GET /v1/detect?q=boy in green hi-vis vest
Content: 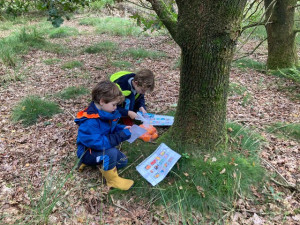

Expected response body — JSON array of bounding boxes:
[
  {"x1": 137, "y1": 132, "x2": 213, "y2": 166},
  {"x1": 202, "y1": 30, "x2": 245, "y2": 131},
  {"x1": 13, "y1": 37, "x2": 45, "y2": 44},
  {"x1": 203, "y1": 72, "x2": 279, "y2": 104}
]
[{"x1": 110, "y1": 69, "x2": 155, "y2": 125}]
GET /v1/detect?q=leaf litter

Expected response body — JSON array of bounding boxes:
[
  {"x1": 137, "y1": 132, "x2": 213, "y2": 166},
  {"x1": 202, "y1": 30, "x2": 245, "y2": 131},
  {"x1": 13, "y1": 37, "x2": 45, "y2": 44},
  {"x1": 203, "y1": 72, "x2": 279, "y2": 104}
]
[{"x1": 0, "y1": 12, "x2": 299, "y2": 224}]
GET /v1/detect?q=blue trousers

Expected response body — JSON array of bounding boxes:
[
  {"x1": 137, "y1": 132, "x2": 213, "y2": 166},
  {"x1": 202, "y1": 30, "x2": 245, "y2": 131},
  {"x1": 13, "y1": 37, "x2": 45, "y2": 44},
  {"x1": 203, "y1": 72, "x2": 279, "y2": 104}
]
[{"x1": 80, "y1": 148, "x2": 128, "y2": 171}]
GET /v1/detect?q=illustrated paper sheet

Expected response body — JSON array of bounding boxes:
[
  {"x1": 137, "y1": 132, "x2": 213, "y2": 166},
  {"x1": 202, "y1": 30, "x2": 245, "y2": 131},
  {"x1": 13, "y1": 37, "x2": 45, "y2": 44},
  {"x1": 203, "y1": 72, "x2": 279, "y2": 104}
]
[
  {"x1": 137, "y1": 112, "x2": 174, "y2": 126},
  {"x1": 136, "y1": 143, "x2": 181, "y2": 186}
]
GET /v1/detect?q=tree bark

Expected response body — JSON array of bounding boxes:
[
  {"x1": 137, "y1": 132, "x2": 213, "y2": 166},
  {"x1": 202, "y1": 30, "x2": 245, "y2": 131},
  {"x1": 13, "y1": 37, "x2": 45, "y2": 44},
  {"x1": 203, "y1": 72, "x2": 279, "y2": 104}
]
[
  {"x1": 148, "y1": 0, "x2": 247, "y2": 152},
  {"x1": 265, "y1": 0, "x2": 298, "y2": 69}
]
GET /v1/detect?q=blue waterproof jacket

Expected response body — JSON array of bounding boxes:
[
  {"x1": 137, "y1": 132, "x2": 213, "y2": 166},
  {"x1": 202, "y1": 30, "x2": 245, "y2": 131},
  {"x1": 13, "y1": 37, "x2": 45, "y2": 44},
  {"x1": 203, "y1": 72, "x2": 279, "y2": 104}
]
[
  {"x1": 74, "y1": 102, "x2": 131, "y2": 158},
  {"x1": 110, "y1": 71, "x2": 146, "y2": 116}
]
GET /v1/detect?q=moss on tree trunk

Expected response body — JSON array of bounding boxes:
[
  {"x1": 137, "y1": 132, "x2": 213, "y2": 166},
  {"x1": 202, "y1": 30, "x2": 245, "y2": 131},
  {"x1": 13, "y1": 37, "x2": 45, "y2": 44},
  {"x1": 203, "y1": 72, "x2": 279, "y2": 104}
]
[{"x1": 265, "y1": 0, "x2": 298, "y2": 69}]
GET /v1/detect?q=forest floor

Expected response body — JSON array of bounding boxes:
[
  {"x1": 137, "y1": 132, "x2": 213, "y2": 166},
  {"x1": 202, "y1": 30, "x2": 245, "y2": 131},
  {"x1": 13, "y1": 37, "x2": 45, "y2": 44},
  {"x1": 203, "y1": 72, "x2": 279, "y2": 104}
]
[{"x1": 0, "y1": 10, "x2": 299, "y2": 225}]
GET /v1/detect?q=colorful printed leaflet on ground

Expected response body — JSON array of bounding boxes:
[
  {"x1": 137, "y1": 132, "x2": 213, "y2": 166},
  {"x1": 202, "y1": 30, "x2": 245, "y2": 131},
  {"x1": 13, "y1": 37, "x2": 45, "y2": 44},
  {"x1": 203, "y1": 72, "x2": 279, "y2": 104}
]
[
  {"x1": 136, "y1": 143, "x2": 181, "y2": 186},
  {"x1": 137, "y1": 112, "x2": 174, "y2": 126}
]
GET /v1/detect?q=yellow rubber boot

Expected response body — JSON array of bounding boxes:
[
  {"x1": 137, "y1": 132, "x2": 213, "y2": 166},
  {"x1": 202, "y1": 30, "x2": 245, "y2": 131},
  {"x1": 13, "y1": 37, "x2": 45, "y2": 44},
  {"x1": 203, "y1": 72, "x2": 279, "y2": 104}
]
[
  {"x1": 100, "y1": 167, "x2": 134, "y2": 190},
  {"x1": 78, "y1": 163, "x2": 86, "y2": 172}
]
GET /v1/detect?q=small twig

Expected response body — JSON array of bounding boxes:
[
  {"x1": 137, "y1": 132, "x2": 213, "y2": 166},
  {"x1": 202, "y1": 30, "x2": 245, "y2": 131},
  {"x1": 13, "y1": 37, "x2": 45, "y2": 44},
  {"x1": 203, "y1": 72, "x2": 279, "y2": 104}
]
[
  {"x1": 110, "y1": 195, "x2": 133, "y2": 215},
  {"x1": 270, "y1": 178, "x2": 298, "y2": 192},
  {"x1": 216, "y1": 208, "x2": 234, "y2": 224},
  {"x1": 261, "y1": 158, "x2": 291, "y2": 185},
  {"x1": 289, "y1": 4, "x2": 300, "y2": 9},
  {"x1": 153, "y1": 216, "x2": 167, "y2": 225},
  {"x1": 235, "y1": 208, "x2": 269, "y2": 216},
  {"x1": 233, "y1": 37, "x2": 267, "y2": 62}
]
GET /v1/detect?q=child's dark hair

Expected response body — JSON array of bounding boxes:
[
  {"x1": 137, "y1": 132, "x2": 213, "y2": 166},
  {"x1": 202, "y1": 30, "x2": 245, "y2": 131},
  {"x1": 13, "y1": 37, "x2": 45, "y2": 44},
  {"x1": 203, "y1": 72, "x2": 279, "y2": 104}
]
[
  {"x1": 92, "y1": 80, "x2": 124, "y2": 104},
  {"x1": 134, "y1": 69, "x2": 155, "y2": 91}
]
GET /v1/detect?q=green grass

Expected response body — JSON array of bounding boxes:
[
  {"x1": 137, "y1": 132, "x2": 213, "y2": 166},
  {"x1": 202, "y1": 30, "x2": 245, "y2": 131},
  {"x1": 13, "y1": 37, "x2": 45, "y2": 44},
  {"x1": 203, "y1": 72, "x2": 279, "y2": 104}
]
[
  {"x1": 226, "y1": 122, "x2": 264, "y2": 154},
  {"x1": 111, "y1": 60, "x2": 132, "y2": 69},
  {"x1": 79, "y1": 17, "x2": 104, "y2": 26},
  {"x1": 233, "y1": 58, "x2": 266, "y2": 72},
  {"x1": 61, "y1": 60, "x2": 83, "y2": 69},
  {"x1": 58, "y1": 86, "x2": 89, "y2": 100},
  {"x1": 267, "y1": 122, "x2": 300, "y2": 141},
  {"x1": 0, "y1": 20, "x2": 16, "y2": 31},
  {"x1": 11, "y1": 95, "x2": 61, "y2": 126},
  {"x1": 14, "y1": 162, "x2": 78, "y2": 224},
  {"x1": 48, "y1": 26, "x2": 79, "y2": 39},
  {"x1": 41, "y1": 42, "x2": 70, "y2": 55},
  {"x1": 79, "y1": 17, "x2": 142, "y2": 36},
  {"x1": 0, "y1": 27, "x2": 45, "y2": 66},
  {"x1": 229, "y1": 83, "x2": 253, "y2": 106},
  {"x1": 113, "y1": 122, "x2": 265, "y2": 222},
  {"x1": 121, "y1": 48, "x2": 166, "y2": 59},
  {"x1": 95, "y1": 17, "x2": 143, "y2": 36},
  {"x1": 270, "y1": 67, "x2": 300, "y2": 84},
  {"x1": 43, "y1": 58, "x2": 61, "y2": 65},
  {"x1": 0, "y1": 14, "x2": 37, "y2": 31},
  {"x1": 88, "y1": 0, "x2": 114, "y2": 11},
  {"x1": 0, "y1": 27, "x2": 69, "y2": 67},
  {"x1": 269, "y1": 67, "x2": 300, "y2": 101},
  {"x1": 0, "y1": 67, "x2": 26, "y2": 86},
  {"x1": 84, "y1": 41, "x2": 118, "y2": 54},
  {"x1": 229, "y1": 82, "x2": 247, "y2": 96}
]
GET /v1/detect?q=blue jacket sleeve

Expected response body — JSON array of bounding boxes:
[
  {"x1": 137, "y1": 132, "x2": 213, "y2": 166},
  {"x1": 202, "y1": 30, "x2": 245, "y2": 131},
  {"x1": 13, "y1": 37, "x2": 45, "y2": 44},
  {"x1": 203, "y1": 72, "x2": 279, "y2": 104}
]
[
  {"x1": 115, "y1": 124, "x2": 126, "y2": 131},
  {"x1": 77, "y1": 119, "x2": 113, "y2": 150},
  {"x1": 77, "y1": 119, "x2": 131, "y2": 150},
  {"x1": 105, "y1": 129, "x2": 131, "y2": 146}
]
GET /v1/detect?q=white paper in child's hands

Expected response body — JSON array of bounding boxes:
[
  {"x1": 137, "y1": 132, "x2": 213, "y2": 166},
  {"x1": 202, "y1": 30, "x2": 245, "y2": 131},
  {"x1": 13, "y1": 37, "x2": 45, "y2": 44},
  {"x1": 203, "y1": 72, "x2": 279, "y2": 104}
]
[
  {"x1": 136, "y1": 143, "x2": 181, "y2": 186},
  {"x1": 126, "y1": 125, "x2": 147, "y2": 143}
]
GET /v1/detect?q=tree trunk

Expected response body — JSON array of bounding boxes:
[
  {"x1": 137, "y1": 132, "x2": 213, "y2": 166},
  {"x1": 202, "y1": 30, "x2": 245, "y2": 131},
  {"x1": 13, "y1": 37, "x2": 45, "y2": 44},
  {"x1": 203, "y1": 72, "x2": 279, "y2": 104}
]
[
  {"x1": 265, "y1": 0, "x2": 298, "y2": 69},
  {"x1": 165, "y1": 0, "x2": 247, "y2": 152}
]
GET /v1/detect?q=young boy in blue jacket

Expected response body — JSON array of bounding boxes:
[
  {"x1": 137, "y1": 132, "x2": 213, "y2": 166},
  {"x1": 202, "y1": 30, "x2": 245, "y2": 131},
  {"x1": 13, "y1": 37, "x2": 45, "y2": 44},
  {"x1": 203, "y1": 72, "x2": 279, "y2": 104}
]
[
  {"x1": 75, "y1": 80, "x2": 133, "y2": 190},
  {"x1": 110, "y1": 69, "x2": 155, "y2": 125}
]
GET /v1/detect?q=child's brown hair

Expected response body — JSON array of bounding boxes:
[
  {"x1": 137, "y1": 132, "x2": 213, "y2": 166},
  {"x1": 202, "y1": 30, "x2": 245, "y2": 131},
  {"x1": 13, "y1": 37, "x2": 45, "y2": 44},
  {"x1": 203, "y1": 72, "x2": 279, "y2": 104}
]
[
  {"x1": 92, "y1": 80, "x2": 125, "y2": 104},
  {"x1": 133, "y1": 69, "x2": 155, "y2": 91}
]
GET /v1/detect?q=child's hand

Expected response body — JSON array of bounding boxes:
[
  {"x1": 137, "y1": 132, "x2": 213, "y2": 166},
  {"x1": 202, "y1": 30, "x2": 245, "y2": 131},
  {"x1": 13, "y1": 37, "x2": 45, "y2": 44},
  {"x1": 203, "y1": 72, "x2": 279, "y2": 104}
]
[
  {"x1": 128, "y1": 111, "x2": 137, "y2": 119},
  {"x1": 139, "y1": 107, "x2": 147, "y2": 114},
  {"x1": 124, "y1": 126, "x2": 131, "y2": 129}
]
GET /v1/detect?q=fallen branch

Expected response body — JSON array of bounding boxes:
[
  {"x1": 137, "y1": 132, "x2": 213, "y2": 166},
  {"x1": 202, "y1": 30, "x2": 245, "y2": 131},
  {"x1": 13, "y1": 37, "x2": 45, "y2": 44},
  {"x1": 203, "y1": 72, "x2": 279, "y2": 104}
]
[
  {"x1": 261, "y1": 158, "x2": 290, "y2": 185},
  {"x1": 270, "y1": 178, "x2": 299, "y2": 192},
  {"x1": 110, "y1": 195, "x2": 134, "y2": 215},
  {"x1": 261, "y1": 159, "x2": 299, "y2": 192}
]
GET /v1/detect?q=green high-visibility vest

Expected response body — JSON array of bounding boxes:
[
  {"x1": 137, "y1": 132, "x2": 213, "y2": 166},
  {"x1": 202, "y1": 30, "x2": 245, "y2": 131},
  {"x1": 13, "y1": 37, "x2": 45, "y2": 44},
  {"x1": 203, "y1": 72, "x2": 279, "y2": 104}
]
[{"x1": 110, "y1": 71, "x2": 140, "y2": 99}]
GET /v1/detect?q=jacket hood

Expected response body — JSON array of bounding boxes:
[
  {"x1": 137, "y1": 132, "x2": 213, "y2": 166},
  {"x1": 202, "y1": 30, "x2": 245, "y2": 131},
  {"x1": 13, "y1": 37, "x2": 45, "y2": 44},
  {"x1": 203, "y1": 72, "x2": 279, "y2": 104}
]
[{"x1": 75, "y1": 102, "x2": 121, "y2": 125}]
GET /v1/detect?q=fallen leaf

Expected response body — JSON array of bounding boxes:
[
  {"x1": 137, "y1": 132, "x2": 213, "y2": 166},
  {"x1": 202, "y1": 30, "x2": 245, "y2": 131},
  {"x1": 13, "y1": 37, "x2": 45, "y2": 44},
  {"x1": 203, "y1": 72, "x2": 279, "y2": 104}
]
[{"x1": 220, "y1": 168, "x2": 226, "y2": 174}]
